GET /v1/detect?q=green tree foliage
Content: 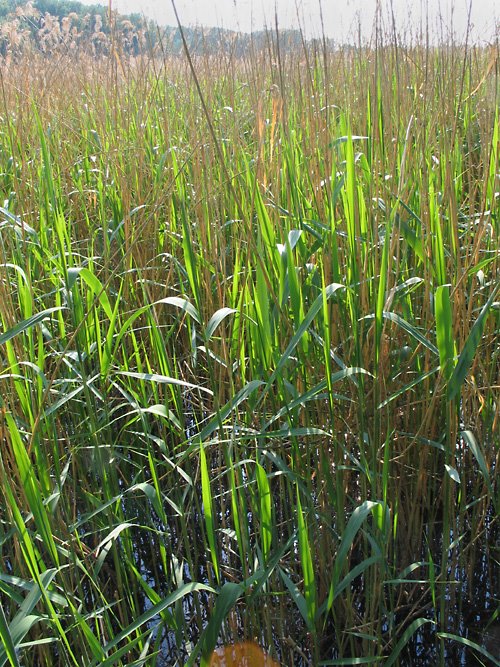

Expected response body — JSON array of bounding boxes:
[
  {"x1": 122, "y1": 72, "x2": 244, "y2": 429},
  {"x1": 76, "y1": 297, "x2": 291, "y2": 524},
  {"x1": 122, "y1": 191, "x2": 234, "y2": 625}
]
[{"x1": 34, "y1": 0, "x2": 107, "y2": 21}]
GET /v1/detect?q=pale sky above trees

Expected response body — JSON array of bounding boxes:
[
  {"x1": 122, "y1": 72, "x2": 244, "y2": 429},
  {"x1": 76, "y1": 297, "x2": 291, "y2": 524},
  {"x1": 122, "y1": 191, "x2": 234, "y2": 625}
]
[{"x1": 79, "y1": 0, "x2": 498, "y2": 42}]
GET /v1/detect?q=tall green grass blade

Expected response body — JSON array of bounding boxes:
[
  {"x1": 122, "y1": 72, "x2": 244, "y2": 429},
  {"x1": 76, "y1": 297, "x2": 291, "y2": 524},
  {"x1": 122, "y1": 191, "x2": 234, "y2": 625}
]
[
  {"x1": 486, "y1": 106, "x2": 499, "y2": 212},
  {"x1": 0, "y1": 207, "x2": 38, "y2": 240},
  {"x1": 199, "y1": 582, "x2": 244, "y2": 667},
  {"x1": 385, "y1": 619, "x2": 435, "y2": 666},
  {"x1": 5, "y1": 414, "x2": 59, "y2": 567},
  {"x1": 0, "y1": 308, "x2": 65, "y2": 345},
  {"x1": 377, "y1": 367, "x2": 440, "y2": 409},
  {"x1": 326, "y1": 501, "x2": 386, "y2": 616},
  {"x1": 0, "y1": 603, "x2": 20, "y2": 667},
  {"x1": 204, "y1": 307, "x2": 238, "y2": 340},
  {"x1": 447, "y1": 283, "x2": 500, "y2": 400},
  {"x1": 92, "y1": 583, "x2": 213, "y2": 665},
  {"x1": 94, "y1": 630, "x2": 154, "y2": 667},
  {"x1": 267, "y1": 283, "x2": 345, "y2": 386},
  {"x1": 319, "y1": 658, "x2": 383, "y2": 665},
  {"x1": 461, "y1": 430, "x2": 493, "y2": 496},
  {"x1": 117, "y1": 372, "x2": 213, "y2": 395},
  {"x1": 324, "y1": 555, "x2": 382, "y2": 607},
  {"x1": 185, "y1": 380, "x2": 265, "y2": 454},
  {"x1": 296, "y1": 485, "x2": 316, "y2": 634},
  {"x1": 0, "y1": 25, "x2": 497, "y2": 666},
  {"x1": 68, "y1": 267, "x2": 113, "y2": 320},
  {"x1": 0, "y1": 569, "x2": 60, "y2": 667},
  {"x1": 364, "y1": 312, "x2": 439, "y2": 356},
  {"x1": 445, "y1": 464, "x2": 461, "y2": 484},
  {"x1": 156, "y1": 296, "x2": 201, "y2": 323},
  {"x1": 375, "y1": 210, "x2": 391, "y2": 367},
  {"x1": 200, "y1": 443, "x2": 220, "y2": 583},
  {"x1": 435, "y1": 285, "x2": 455, "y2": 381},
  {"x1": 255, "y1": 462, "x2": 272, "y2": 561},
  {"x1": 279, "y1": 568, "x2": 309, "y2": 631},
  {"x1": 437, "y1": 632, "x2": 500, "y2": 666}
]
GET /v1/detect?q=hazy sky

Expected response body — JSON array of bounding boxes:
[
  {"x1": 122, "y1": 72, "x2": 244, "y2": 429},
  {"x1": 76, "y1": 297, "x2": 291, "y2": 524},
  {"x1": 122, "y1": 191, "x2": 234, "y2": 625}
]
[{"x1": 79, "y1": 0, "x2": 499, "y2": 42}]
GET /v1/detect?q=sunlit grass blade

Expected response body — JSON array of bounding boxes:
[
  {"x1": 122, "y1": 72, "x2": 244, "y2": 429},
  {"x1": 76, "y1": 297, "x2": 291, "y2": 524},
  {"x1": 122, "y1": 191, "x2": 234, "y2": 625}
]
[
  {"x1": 204, "y1": 307, "x2": 238, "y2": 340},
  {"x1": 0, "y1": 308, "x2": 66, "y2": 345},
  {"x1": 5, "y1": 413, "x2": 59, "y2": 567},
  {"x1": 0, "y1": 603, "x2": 21, "y2": 667},
  {"x1": 200, "y1": 443, "x2": 220, "y2": 584},
  {"x1": 255, "y1": 462, "x2": 272, "y2": 561},
  {"x1": 435, "y1": 284, "x2": 455, "y2": 382},
  {"x1": 296, "y1": 485, "x2": 316, "y2": 634},
  {"x1": 447, "y1": 283, "x2": 500, "y2": 401},
  {"x1": 117, "y1": 371, "x2": 213, "y2": 395},
  {"x1": 0, "y1": 569, "x2": 62, "y2": 667}
]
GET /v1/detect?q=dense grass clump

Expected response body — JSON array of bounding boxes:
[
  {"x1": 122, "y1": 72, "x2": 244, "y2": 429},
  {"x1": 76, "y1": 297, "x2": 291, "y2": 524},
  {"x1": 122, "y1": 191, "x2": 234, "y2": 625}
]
[{"x1": 0, "y1": 23, "x2": 498, "y2": 667}]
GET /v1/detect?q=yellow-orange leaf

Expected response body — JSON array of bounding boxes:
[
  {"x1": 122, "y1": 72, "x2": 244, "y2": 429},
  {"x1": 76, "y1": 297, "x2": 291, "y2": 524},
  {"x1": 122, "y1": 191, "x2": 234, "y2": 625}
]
[{"x1": 209, "y1": 642, "x2": 280, "y2": 666}]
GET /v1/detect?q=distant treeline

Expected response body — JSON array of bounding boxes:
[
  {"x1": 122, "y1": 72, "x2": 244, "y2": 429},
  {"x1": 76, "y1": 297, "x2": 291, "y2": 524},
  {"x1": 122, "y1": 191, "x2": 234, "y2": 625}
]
[{"x1": 0, "y1": 0, "x2": 313, "y2": 59}]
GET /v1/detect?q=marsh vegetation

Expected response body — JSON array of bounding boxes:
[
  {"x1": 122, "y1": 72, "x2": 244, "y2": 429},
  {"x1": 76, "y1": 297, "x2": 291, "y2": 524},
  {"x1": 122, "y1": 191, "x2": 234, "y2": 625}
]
[{"x1": 0, "y1": 7, "x2": 498, "y2": 666}]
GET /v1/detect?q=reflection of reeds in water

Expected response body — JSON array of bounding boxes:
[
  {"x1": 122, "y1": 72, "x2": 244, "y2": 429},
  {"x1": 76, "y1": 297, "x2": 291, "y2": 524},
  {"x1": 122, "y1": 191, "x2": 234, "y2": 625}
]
[
  {"x1": 483, "y1": 623, "x2": 500, "y2": 658},
  {"x1": 210, "y1": 642, "x2": 280, "y2": 666}
]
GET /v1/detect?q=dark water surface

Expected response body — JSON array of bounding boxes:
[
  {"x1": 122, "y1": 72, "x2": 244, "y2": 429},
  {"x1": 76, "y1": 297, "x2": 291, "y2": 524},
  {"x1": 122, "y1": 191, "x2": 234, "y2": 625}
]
[{"x1": 117, "y1": 491, "x2": 499, "y2": 666}]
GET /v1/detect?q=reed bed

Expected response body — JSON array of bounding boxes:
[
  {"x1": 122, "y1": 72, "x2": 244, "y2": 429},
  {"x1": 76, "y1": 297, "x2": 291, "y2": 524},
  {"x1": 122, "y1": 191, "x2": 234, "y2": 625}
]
[{"x1": 0, "y1": 22, "x2": 498, "y2": 667}]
